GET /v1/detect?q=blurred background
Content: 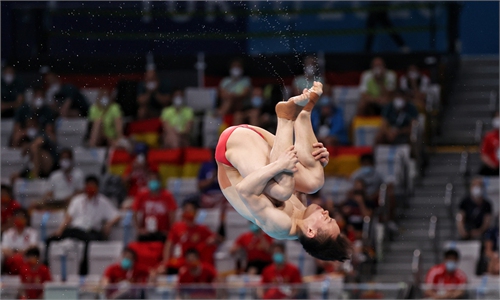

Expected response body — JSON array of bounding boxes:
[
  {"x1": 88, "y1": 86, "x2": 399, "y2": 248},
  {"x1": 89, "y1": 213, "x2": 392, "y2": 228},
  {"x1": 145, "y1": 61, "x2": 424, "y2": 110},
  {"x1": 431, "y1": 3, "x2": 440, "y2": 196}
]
[{"x1": 0, "y1": 1, "x2": 498, "y2": 299}]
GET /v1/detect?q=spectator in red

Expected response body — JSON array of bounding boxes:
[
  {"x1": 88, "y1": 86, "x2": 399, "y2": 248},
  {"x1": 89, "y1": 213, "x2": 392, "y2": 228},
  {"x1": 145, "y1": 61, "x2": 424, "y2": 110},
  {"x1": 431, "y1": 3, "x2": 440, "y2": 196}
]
[
  {"x1": 177, "y1": 248, "x2": 217, "y2": 299},
  {"x1": 1, "y1": 184, "x2": 21, "y2": 233},
  {"x1": 457, "y1": 177, "x2": 492, "y2": 240},
  {"x1": 259, "y1": 243, "x2": 303, "y2": 299},
  {"x1": 159, "y1": 201, "x2": 223, "y2": 274},
  {"x1": 2, "y1": 209, "x2": 38, "y2": 275},
  {"x1": 230, "y1": 222, "x2": 273, "y2": 275},
  {"x1": 101, "y1": 247, "x2": 150, "y2": 299},
  {"x1": 19, "y1": 247, "x2": 52, "y2": 299},
  {"x1": 479, "y1": 111, "x2": 499, "y2": 176},
  {"x1": 424, "y1": 249, "x2": 467, "y2": 299},
  {"x1": 123, "y1": 154, "x2": 150, "y2": 198},
  {"x1": 133, "y1": 171, "x2": 177, "y2": 242}
]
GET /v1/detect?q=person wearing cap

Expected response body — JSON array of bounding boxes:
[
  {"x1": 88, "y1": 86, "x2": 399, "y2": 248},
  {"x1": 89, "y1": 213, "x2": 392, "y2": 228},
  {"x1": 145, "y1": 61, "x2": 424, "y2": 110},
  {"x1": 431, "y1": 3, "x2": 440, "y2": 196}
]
[{"x1": 424, "y1": 249, "x2": 467, "y2": 299}]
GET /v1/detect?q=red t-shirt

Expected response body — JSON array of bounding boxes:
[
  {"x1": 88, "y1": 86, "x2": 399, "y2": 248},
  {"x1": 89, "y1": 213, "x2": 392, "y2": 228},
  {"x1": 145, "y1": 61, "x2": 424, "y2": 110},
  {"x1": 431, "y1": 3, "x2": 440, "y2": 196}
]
[
  {"x1": 234, "y1": 232, "x2": 273, "y2": 263},
  {"x1": 178, "y1": 263, "x2": 217, "y2": 284},
  {"x1": 481, "y1": 129, "x2": 500, "y2": 167},
  {"x1": 425, "y1": 264, "x2": 467, "y2": 286},
  {"x1": 123, "y1": 166, "x2": 148, "y2": 197},
  {"x1": 1, "y1": 200, "x2": 21, "y2": 228},
  {"x1": 104, "y1": 263, "x2": 150, "y2": 284},
  {"x1": 168, "y1": 221, "x2": 216, "y2": 267},
  {"x1": 261, "y1": 263, "x2": 302, "y2": 300},
  {"x1": 132, "y1": 189, "x2": 177, "y2": 234},
  {"x1": 19, "y1": 264, "x2": 52, "y2": 299}
]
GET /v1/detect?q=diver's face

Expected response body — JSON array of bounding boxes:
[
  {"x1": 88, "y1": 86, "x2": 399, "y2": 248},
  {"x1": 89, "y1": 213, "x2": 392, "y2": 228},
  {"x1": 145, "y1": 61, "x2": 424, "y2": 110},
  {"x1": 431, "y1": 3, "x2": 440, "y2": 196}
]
[{"x1": 303, "y1": 204, "x2": 340, "y2": 238}]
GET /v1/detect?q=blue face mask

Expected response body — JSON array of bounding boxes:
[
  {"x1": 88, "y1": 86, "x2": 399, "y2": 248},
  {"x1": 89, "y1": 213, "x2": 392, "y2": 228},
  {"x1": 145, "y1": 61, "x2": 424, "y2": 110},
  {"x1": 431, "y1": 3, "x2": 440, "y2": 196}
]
[
  {"x1": 249, "y1": 223, "x2": 260, "y2": 233},
  {"x1": 121, "y1": 258, "x2": 133, "y2": 270},
  {"x1": 360, "y1": 166, "x2": 373, "y2": 174},
  {"x1": 445, "y1": 261, "x2": 457, "y2": 272},
  {"x1": 148, "y1": 180, "x2": 160, "y2": 192},
  {"x1": 273, "y1": 253, "x2": 285, "y2": 264}
]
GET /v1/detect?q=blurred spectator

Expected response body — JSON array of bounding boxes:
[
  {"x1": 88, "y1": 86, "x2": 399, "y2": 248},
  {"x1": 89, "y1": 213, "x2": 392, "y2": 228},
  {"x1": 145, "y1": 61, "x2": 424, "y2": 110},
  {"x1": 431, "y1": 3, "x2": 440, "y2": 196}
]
[
  {"x1": 258, "y1": 84, "x2": 282, "y2": 133},
  {"x1": 235, "y1": 86, "x2": 263, "y2": 126},
  {"x1": 88, "y1": 89, "x2": 124, "y2": 147},
  {"x1": 364, "y1": 2, "x2": 409, "y2": 53},
  {"x1": 38, "y1": 148, "x2": 84, "y2": 208},
  {"x1": 259, "y1": 243, "x2": 302, "y2": 300},
  {"x1": 43, "y1": 70, "x2": 89, "y2": 117},
  {"x1": 44, "y1": 175, "x2": 120, "y2": 275},
  {"x1": 2, "y1": 209, "x2": 38, "y2": 275},
  {"x1": 1, "y1": 184, "x2": 21, "y2": 233},
  {"x1": 292, "y1": 56, "x2": 324, "y2": 96},
  {"x1": 375, "y1": 89, "x2": 418, "y2": 145},
  {"x1": 136, "y1": 68, "x2": 171, "y2": 119},
  {"x1": 230, "y1": 222, "x2": 273, "y2": 275},
  {"x1": 19, "y1": 247, "x2": 52, "y2": 300},
  {"x1": 160, "y1": 201, "x2": 223, "y2": 274},
  {"x1": 341, "y1": 184, "x2": 375, "y2": 241},
  {"x1": 399, "y1": 64, "x2": 430, "y2": 112},
  {"x1": 177, "y1": 248, "x2": 217, "y2": 299},
  {"x1": 101, "y1": 247, "x2": 150, "y2": 299},
  {"x1": 487, "y1": 252, "x2": 500, "y2": 275},
  {"x1": 133, "y1": 171, "x2": 177, "y2": 242},
  {"x1": 197, "y1": 148, "x2": 224, "y2": 208},
  {"x1": 424, "y1": 249, "x2": 467, "y2": 299},
  {"x1": 311, "y1": 85, "x2": 349, "y2": 146},
  {"x1": 457, "y1": 177, "x2": 492, "y2": 240},
  {"x1": 1, "y1": 64, "x2": 25, "y2": 118},
  {"x1": 123, "y1": 154, "x2": 150, "y2": 198},
  {"x1": 478, "y1": 221, "x2": 498, "y2": 275},
  {"x1": 161, "y1": 89, "x2": 194, "y2": 148},
  {"x1": 478, "y1": 111, "x2": 499, "y2": 176},
  {"x1": 218, "y1": 58, "x2": 251, "y2": 124},
  {"x1": 351, "y1": 154, "x2": 384, "y2": 202},
  {"x1": 358, "y1": 57, "x2": 396, "y2": 116}
]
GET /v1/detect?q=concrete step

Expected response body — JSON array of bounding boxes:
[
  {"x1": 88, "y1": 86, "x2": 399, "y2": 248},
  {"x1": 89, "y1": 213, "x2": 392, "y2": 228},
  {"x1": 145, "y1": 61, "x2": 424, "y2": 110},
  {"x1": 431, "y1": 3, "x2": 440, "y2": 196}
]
[
  {"x1": 446, "y1": 107, "x2": 494, "y2": 118},
  {"x1": 400, "y1": 210, "x2": 450, "y2": 219},
  {"x1": 459, "y1": 65, "x2": 499, "y2": 76},
  {"x1": 455, "y1": 78, "x2": 499, "y2": 89},
  {"x1": 399, "y1": 218, "x2": 455, "y2": 228},
  {"x1": 372, "y1": 274, "x2": 413, "y2": 283},
  {"x1": 461, "y1": 58, "x2": 499, "y2": 68}
]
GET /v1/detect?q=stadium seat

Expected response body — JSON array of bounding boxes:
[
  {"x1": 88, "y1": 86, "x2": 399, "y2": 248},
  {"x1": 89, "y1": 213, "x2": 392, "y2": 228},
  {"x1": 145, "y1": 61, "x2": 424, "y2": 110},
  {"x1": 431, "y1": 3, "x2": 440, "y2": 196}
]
[
  {"x1": 127, "y1": 118, "x2": 162, "y2": 148},
  {"x1": 184, "y1": 87, "x2": 217, "y2": 112},
  {"x1": 81, "y1": 88, "x2": 100, "y2": 105},
  {"x1": 352, "y1": 116, "x2": 383, "y2": 146},
  {"x1": 482, "y1": 176, "x2": 499, "y2": 217},
  {"x1": 226, "y1": 274, "x2": 261, "y2": 299},
  {"x1": 66, "y1": 274, "x2": 101, "y2": 298},
  {"x1": 182, "y1": 147, "x2": 212, "y2": 178},
  {"x1": 225, "y1": 210, "x2": 250, "y2": 241},
  {"x1": 214, "y1": 240, "x2": 236, "y2": 275},
  {"x1": 1, "y1": 147, "x2": 23, "y2": 179},
  {"x1": 55, "y1": 118, "x2": 88, "y2": 148},
  {"x1": 150, "y1": 275, "x2": 178, "y2": 300},
  {"x1": 107, "y1": 148, "x2": 134, "y2": 176},
  {"x1": 443, "y1": 240, "x2": 481, "y2": 280},
  {"x1": 49, "y1": 239, "x2": 85, "y2": 280},
  {"x1": 13, "y1": 179, "x2": 51, "y2": 208},
  {"x1": 174, "y1": 208, "x2": 221, "y2": 233},
  {"x1": 167, "y1": 177, "x2": 198, "y2": 206},
  {"x1": 307, "y1": 274, "x2": 345, "y2": 300},
  {"x1": 285, "y1": 240, "x2": 316, "y2": 277},
  {"x1": 202, "y1": 111, "x2": 222, "y2": 148},
  {"x1": 1, "y1": 119, "x2": 13, "y2": 147},
  {"x1": 333, "y1": 86, "x2": 361, "y2": 128},
  {"x1": 148, "y1": 149, "x2": 183, "y2": 184},
  {"x1": 88, "y1": 241, "x2": 123, "y2": 275},
  {"x1": 31, "y1": 210, "x2": 66, "y2": 242},
  {"x1": 0, "y1": 275, "x2": 21, "y2": 299},
  {"x1": 322, "y1": 177, "x2": 353, "y2": 204},
  {"x1": 109, "y1": 210, "x2": 136, "y2": 245},
  {"x1": 374, "y1": 144, "x2": 411, "y2": 186},
  {"x1": 43, "y1": 282, "x2": 79, "y2": 299},
  {"x1": 73, "y1": 147, "x2": 107, "y2": 177}
]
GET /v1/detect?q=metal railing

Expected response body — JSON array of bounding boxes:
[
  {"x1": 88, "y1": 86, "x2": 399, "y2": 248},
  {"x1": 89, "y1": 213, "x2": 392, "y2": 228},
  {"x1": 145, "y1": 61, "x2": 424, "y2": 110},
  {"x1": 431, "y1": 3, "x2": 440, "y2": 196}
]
[
  {"x1": 475, "y1": 120, "x2": 484, "y2": 144},
  {"x1": 459, "y1": 151, "x2": 469, "y2": 178},
  {"x1": 411, "y1": 249, "x2": 423, "y2": 299},
  {"x1": 489, "y1": 90, "x2": 498, "y2": 112},
  {"x1": 443, "y1": 183, "x2": 456, "y2": 238},
  {"x1": 428, "y1": 215, "x2": 439, "y2": 265}
]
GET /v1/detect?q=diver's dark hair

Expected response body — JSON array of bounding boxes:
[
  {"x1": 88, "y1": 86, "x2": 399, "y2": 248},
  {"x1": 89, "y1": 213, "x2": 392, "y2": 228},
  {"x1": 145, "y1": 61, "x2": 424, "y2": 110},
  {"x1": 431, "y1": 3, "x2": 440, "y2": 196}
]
[{"x1": 298, "y1": 230, "x2": 352, "y2": 262}]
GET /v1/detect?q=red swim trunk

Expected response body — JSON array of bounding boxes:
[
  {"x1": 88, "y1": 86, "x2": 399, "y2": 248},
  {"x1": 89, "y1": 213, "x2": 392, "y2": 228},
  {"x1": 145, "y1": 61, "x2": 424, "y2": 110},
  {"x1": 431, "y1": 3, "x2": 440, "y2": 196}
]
[{"x1": 215, "y1": 125, "x2": 265, "y2": 168}]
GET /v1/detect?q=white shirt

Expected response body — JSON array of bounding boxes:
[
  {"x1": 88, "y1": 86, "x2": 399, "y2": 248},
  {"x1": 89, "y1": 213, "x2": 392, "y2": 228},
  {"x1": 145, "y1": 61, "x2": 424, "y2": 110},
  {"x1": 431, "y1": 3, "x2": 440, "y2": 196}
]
[
  {"x1": 399, "y1": 74, "x2": 430, "y2": 93},
  {"x1": 67, "y1": 193, "x2": 119, "y2": 232},
  {"x1": 1, "y1": 227, "x2": 38, "y2": 251},
  {"x1": 359, "y1": 70, "x2": 397, "y2": 94},
  {"x1": 48, "y1": 168, "x2": 85, "y2": 201}
]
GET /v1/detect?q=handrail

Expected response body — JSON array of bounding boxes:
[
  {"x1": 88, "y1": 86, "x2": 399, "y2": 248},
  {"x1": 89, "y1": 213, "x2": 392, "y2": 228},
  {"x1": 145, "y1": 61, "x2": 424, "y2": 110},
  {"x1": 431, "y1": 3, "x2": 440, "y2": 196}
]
[
  {"x1": 444, "y1": 183, "x2": 455, "y2": 239},
  {"x1": 429, "y1": 215, "x2": 439, "y2": 265},
  {"x1": 362, "y1": 216, "x2": 371, "y2": 243},
  {"x1": 459, "y1": 151, "x2": 469, "y2": 177},
  {"x1": 412, "y1": 249, "x2": 422, "y2": 294},
  {"x1": 489, "y1": 90, "x2": 497, "y2": 111},
  {"x1": 475, "y1": 120, "x2": 483, "y2": 144}
]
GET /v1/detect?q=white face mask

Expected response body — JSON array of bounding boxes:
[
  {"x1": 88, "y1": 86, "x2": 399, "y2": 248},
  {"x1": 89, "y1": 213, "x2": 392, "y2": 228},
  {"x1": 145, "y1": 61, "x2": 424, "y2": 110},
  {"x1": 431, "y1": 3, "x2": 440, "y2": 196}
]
[
  {"x1": 146, "y1": 81, "x2": 157, "y2": 91},
  {"x1": 26, "y1": 128, "x2": 38, "y2": 139},
  {"x1": 492, "y1": 117, "x2": 500, "y2": 129},
  {"x1": 471, "y1": 186, "x2": 483, "y2": 199},
  {"x1": 373, "y1": 66, "x2": 383, "y2": 76},
  {"x1": 3, "y1": 73, "x2": 14, "y2": 84},
  {"x1": 173, "y1": 96, "x2": 183, "y2": 107},
  {"x1": 393, "y1": 97, "x2": 405, "y2": 110},
  {"x1": 408, "y1": 71, "x2": 419, "y2": 80},
  {"x1": 49, "y1": 83, "x2": 61, "y2": 93},
  {"x1": 100, "y1": 96, "x2": 110, "y2": 107},
  {"x1": 230, "y1": 67, "x2": 242, "y2": 78},
  {"x1": 33, "y1": 97, "x2": 44, "y2": 109},
  {"x1": 305, "y1": 65, "x2": 315, "y2": 76},
  {"x1": 60, "y1": 158, "x2": 72, "y2": 171}
]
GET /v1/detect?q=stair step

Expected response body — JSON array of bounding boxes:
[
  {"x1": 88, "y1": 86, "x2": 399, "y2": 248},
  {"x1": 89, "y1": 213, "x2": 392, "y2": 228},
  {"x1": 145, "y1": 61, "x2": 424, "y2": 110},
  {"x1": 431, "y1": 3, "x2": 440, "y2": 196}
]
[{"x1": 459, "y1": 66, "x2": 499, "y2": 75}]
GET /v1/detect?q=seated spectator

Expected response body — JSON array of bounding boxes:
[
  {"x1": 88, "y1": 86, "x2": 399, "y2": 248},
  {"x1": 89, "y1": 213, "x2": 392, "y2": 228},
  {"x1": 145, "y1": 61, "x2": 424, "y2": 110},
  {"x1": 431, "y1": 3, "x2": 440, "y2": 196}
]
[
  {"x1": 177, "y1": 248, "x2": 217, "y2": 299},
  {"x1": 258, "y1": 83, "x2": 282, "y2": 133},
  {"x1": 234, "y1": 86, "x2": 263, "y2": 126},
  {"x1": 136, "y1": 67, "x2": 171, "y2": 119},
  {"x1": 358, "y1": 57, "x2": 397, "y2": 116},
  {"x1": 101, "y1": 247, "x2": 150, "y2": 299},
  {"x1": 424, "y1": 249, "x2": 467, "y2": 299},
  {"x1": 43, "y1": 70, "x2": 89, "y2": 117},
  {"x1": 1, "y1": 184, "x2": 21, "y2": 233},
  {"x1": 311, "y1": 86, "x2": 349, "y2": 146},
  {"x1": 399, "y1": 64, "x2": 430, "y2": 112},
  {"x1": 19, "y1": 247, "x2": 52, "y2": 300},
  {"x1": 88, "y1": 89, "x2": 124, "y2": 147},
  {"x1": 351, "y1": 154, "x2": 384, "y2": 202},
  {"x1": 123, "y1": 154, "x2": 150, "y2": 198},
  {"x1": 375, "y1": 89, "x2": 418, "y2": 145},
  {"x1": 341, "y1": 184, "x2": 375, "y2": 241},
  {"x1": 161, "y1": 88, "x2": 194, "y2": 148},
  {"x1": 457, "y1": 177, "x2": 492, "y2": 240},
  {"x1": 159, "y1": 201, "x2": 223, "y2": 274},
  {"x1": 197, "y1": 148, "x2": 224, "y2": 208},
  {"x1": 478, "y1": 111, "x2": 499, "y2": 176},
  {"x1": 2, "y1": 209, "x2": 38, "y2": 275},
  {"x1": 38, "y1": 148, "x2": 84, "y2": 208},
  {"x1": 218, "y1": 58, "x2": 251, "y2": 125},
  {"x1": 230, "y1": 222, "x2": 273, "y2": 275},
  {"x1": 44, "y1": 175, "x2": 121, "y2": 275},
  {"x1": 1, "y1": 64, "x2": 25, "y2": 118},
  {"x1": 133, "y1": 171, "x2": 177, "y2": 242},
  {"x1": 259, "y1": 243, "x2": 302, "y2": 300},
  {"x1": 478, "y1": 221, "x2": 499, "y2": 275},
  {"x1": 292, "y1": 56, "x2": 324, "y2": 96}
]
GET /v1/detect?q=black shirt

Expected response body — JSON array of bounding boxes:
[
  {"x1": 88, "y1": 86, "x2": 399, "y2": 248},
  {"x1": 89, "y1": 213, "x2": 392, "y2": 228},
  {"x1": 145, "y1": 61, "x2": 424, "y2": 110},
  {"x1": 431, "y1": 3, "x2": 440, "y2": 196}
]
[{"x1": 459, "y1": 197, "x2": 492, "y2": 230}]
